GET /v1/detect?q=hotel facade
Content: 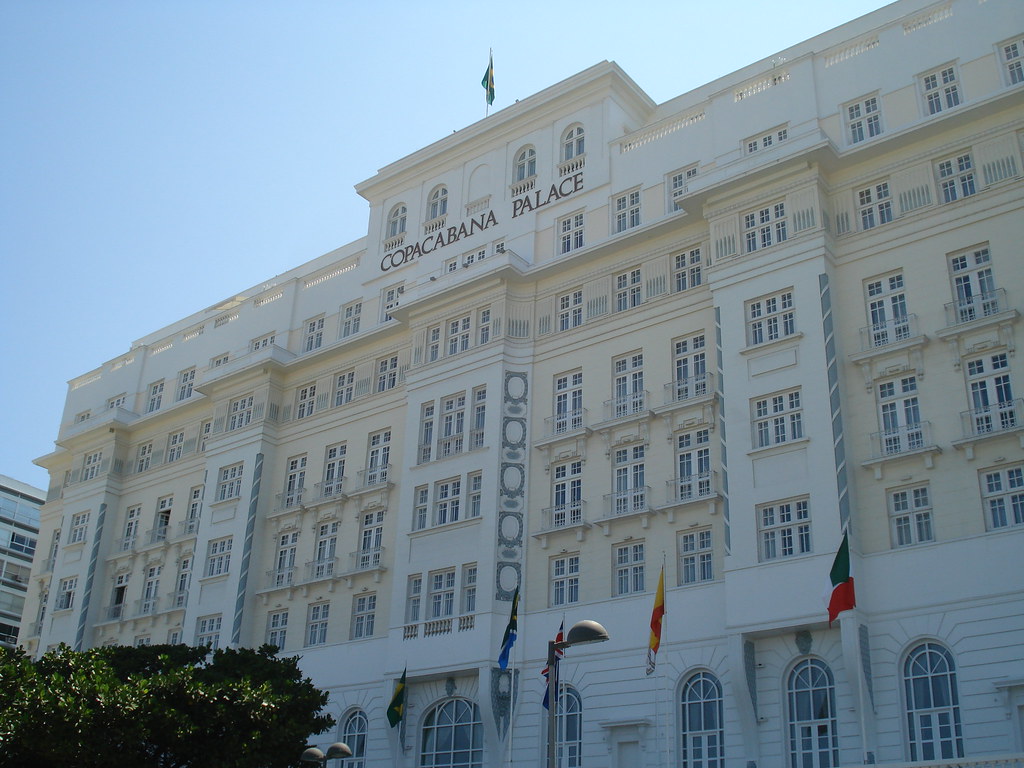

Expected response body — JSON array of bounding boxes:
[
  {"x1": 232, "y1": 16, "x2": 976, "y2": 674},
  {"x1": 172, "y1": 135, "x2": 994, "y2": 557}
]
[{"x1": 25, "y1": 1, "x2": 1024, "y2": 766}]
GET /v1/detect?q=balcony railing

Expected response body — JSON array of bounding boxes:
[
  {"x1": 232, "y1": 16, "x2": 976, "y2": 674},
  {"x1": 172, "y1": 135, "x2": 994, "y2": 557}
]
[
  {"x1": 350, "y1": 546, "x2": 385, "y2": 573},
  {"x1": 859, "y1": 314, "x2": 919, "y2": 351},
  {"x1": 117, "y1": 535, "x2": 137, "y2": 553},
  {"x1": 605, "y1": 392, "x2": 650, "y2": 421},
  {"x1": 135, "y1": 596, "x2": 159, "y2": 617},
  {"x1": 276, "y1": 488, "x2": 304, "y2": 510},
  {"x1": 869, "y1": 421, "x2": 932, "y2": 458},
  {"x1": 145, "y1": 526, "x2": 169, "y2": 546},
  {"x1": 945, "y1": 288, "x2": 1006, "y2": 326},
  {"x1": 438, "y1": 435, "x2": 464, "y2": 459},
  {"x1": 664, "y1": 373, "x2": 714, "y2": 405},
  {"x1": 266, "y1": 567, "x2": 296, "y2": 589},
  {"x1": 960, "y1": 399, "x2": 1022, "y2": 437},
  {"x1": 168, "y1": 589, "x2": 188, "y2": 609},
  {"x1": 469, "y1": 428, "x2": 485, "y2": 450},
  {"x1": 605, "y1": 487, "x2": 650, "y2": 517},
  {"x1": 541, "y1": 501, "x2": 586, "y2": 531},
  {"x1": 304, "y1": 557, "x2": 338, "y2": 582},
  {"x1": 313, "y1": 479, "x2": 346, "y2": 503},
  {"x1": 106, "y1": 604, "x2": 126, "y2": 621},
  {"x1": 179, "y1": 518, "x2": 200, "y2": 537},
  {"x1": 666, "y1": 471, "x2": 716, "y2": 504},
  {"x1": 544, "y1": 409, "x2": 588, "y2": 438},
  {"x1": 358, "y1": 465, "x2": 391, "y2": 488}
]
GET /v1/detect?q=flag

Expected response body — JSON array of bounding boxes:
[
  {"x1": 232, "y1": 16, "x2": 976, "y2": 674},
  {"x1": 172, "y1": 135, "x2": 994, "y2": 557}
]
[
  {"x1": 541, "y1": 621, "x2": 564, "y2": 709},
  {"x1": 826, "y1": 531, "x2": 856, "y2": 626},
  {"x1": 481, "y1": 53, "x2": 495, "y2": 106},
  {"x1": 497, "y1": 586, "x2": 519, "y2": 669},
  {"x1": 386, "y1": 667, "x2": 406, "y2": 728},
  {"x1": 646, "y1": 566, "x2": 666, "y2": 675}
]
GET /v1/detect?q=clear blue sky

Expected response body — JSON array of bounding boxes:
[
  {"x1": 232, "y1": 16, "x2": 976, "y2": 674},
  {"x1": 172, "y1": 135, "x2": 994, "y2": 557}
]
[{"x1": 0, "y1": 0, "x2": 892, "y2": 491}]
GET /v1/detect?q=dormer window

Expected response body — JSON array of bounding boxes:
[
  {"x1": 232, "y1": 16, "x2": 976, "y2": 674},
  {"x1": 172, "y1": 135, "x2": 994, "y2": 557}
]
[
  {"x1": 428, "y1": 186, "x2": 448, "y2": 220},
  {"x1": 562, "y1": 125, "x2": 585, "y2": 161},
  {"x1": 514, "y1": 147, "x2": 536, "y2": 182},
  {"x1": 387, "y1": 204, "x2": 407, "y2": 238}
]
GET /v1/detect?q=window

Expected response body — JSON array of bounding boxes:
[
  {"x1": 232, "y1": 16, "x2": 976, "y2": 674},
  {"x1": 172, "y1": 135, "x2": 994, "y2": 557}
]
[
  {"x1": 323, "y1": 443, "x2": 346, "y2": 498},
  {"x1": 251, "y1": 332, "x2": 276, "y2": 351},
  {"x1": 376, "y1": 355, "x2": 399, "y2": 392},
  {"x1": 306, "y1": 603, "x2": 330, "y2": 646},
  {"x1": 865, "y1": 273, "x2": 909, "y2": 346},
  {"x1": 669, "y1": 165, "x2": 698, "y2": 210},
  {"x1": 75, "y1": 410, "x2": 91, "y2": 423},
  {"x1": 313, "y1": 521, "x2": 339, "y2": 578},
  {"x1": 295, "y1": 383, "x2": 316, "y2": 419},
  {"x1": 787, "y1": 659, "x2": 839, "y2": 768},
  {"x1": 846, "y1": 95, "x2": 882, "y2": 144},
  {"x1": 341, "y1": 302, "x2": 362, "y2": 337},
  {"x1": 679, "y1": 528, "x2": 714, "y2": 584},
  {"x1": 228, "y1": 394, "x2": 255, "y2": 430},
  {"x1": 890, "y1": 485, "x2": 934, "y2": 546},
  {"x1": 122, "y1": 505, "x2": 140, "y2": 550},
  {"x1": 272, "y1": 532, "x2": 298, "y2": 587},
  {"x1": 135, "y1": 442, "x2": 153, "y2": 473},
  {"x1": 1002, "y1": 37, "x2": 1024, "y2": 85},
  {"x1": 981, "y1": 465, "x2": 1023, "y2": 529},
  {"x1": 174, "y1": 556, "x2": 192, "y2": 607},
  {"x1": 468, "y1": 473, "x2": 482, "y2": 518},
  {"x1": 613, "y1": 444, "x2": 646, "y2": 516},
  {"x1": 552, "y1": 461, "x2": 583, "y2": 528},
  {"x1": 753, "y1": 389, "x2": 803, "y2": 449},
  {"x1": 558, "y1": 290, "x2": 583, "y2": 331},
  {"x1": 108, "y1": 394, "x2": 127, "y2": 410},
  {"x1": 418, "y1": 403, "x2": 435, "y2": 463},
  {"x1": 141, "y1": 565, "x2": 161, "y2": 614},
  {"x1": 555, "y1": 686, "x2": 583, "y2": 768},
  {"x1": 154, "y1": 495, "x2": 172, "y2": 541},
  {"x1": 514, "y1": 146, "x2": 536, "y2": 181},
  {"x1": 147, "y1": 381, "x2": 164, "y2": 413},
  {"x1": 82, "y1": 451, "x2": 102, "y2": 481},
  {"x1": 283, "y1": 455, "x2": 306, "y2": 507},
  {"x1": 759, "y1": 498, "x2": 811, "y2": 561},
  {"x1": 426, "y1": 325, "x2": 441, "y2": 363},
  {"x1": 185, "y1": 486, "x2": 202, "y2": 534},
  {"x1": 562, "y1": 125, "x2": 585, "y2": 161},
  {"x1": 615, "y1": 267, "x2": 642, "y2": 311},
  {"x1": 406, "y1": 575, "x2": 423, "y2": 622},
  {"x1": 743, "y1": 202, "x2": 788, "y2": 252},
  {"x1": 681, "y1": 672, "x2": 724, "y2": 768},
  {"x1": 878, "y1": 376, "x2": 923, "y2": 455},
  {"x1": 205, "y1": 537, "x2": 232, "y2": 577},
  {"x1": 56, "y1": 577, "x2": 77, "y2": 610},
  {"x1": 936, "y1": 152, "x2": 975, "y2": 203},
  {"x1": 304, "y1": 316, "x2": 325, "y2": 353},
  {"x1": 351, "y1": 594, "x2": 376, "y2": 639},
  {"x1": 429, "y1": 569, "x2": 456, "y2": 618},
  {"x1": 476, "y1": 307, "x2": 491, "y2": 345},
  {"x1": 440, "y1": 394, "x2": 466, "y2": 457},
  {"x1": 176, "y1": 367, "x2": 195, "y2": 401},
  {"x1": 747, "y1": 290, "x2": 795, "y2": 346},
  {"x1": 387, "y1": 204, "x2": 407, "y2": 238},
  {"x1": 216, "y1": 463, "x2": 243, "y2": 501},
  {"x1": 551, "y1": 554, "x2": 580, "y2": 606},
  {"x1": 615, "y1": 541, "x2": 645, "y2": 595},
  {"x1": 109, "y1": 573, "x2": 128, "y2": 619},
  {"x1": 673, "y1": 333, "x2": 708, "y2": 402},
  {"x1": 381, "y1": 283, "x2": 403, "y2": 322},
  {"x1": 676, "y1": 429, "x2": 711, "y2": 501},
  {"x1": 447, "y1": 316, "x2": 471, "y2": 356},
  {"x1": 267, "y1": 610, "x2": 288, "y2": 649},
  {"x1": 341, "y1": 710, "x2": 368, "y2": 768},
  {"x1": 904, "y1": 643, "x2": 964, "y2": 761},
  {"x1": 966, "y1": 352, "x2": 1015, "y2": 433},
  {"x1": 196, "y1": 615, "x2": 222, "y2": 649},
  {"x1": 613, "y1": 189, "x2": 641, "y2": 233},
  {"x1": 366, "y1": 429, "x2": 391, "y2": 485},
  {"x1": 613, "y1": 352, "x2": 645, "y2": 417},
  {"x1": 948, "y1": 246, "x2": 998, "y2": 323},
  {"x1": 434, "y1": 478, "x2": 462, "y2": 525},
  {"x1": 166, "y1": 430, "x2": 185, "y2": 463},
  {"x1": 199, "y1": 420, "x2": 212, "y2": 452},
  {"x1": 68, "y1": 512, "x2": 90, "y2": 544},
  {"x1": 559, "y1": 211, "x2": 585, "y2": 254},
  {"x1": 553, "y1": 372, "x2": 583, "y2": 434},
  {"x1": 358, "y1": 510, "x2": 385, "y2": 569},
  {"x1": 745, "y1": 127, "x2": 789, "y2": 154},
  {"x1": 420, "y1": 700, "x2": 483, "y2": 768},
  {"x1": 857, "y1": 181, "x2": 892, "y2": 230},
  {"x1": 922, "y1": 66, "x2": 961, "y2": 115},
  {"x1": 210, "y1": 352, "x2": 229, "y2": 367},
  {"x1": 461, "y1": 564, "x2": 477, "y2": 613},
  {"x1": 334, "y1": 370, "x2": 355, "y2": 406},
  {"x1": 674, "y1": 246, "x2": 702, "y2": 291},
  {"x1": 428, "y1": 186, "x2": 448, "y2": 220},
  {"x1": 471, "y1": 387, "x2": 486, "y2": 449}
]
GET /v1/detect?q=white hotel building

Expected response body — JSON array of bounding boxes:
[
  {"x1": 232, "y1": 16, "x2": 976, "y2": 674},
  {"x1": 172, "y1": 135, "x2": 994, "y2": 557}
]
[{"x1": 25, "y1": 0, "x2": 1024, "y2": 765}]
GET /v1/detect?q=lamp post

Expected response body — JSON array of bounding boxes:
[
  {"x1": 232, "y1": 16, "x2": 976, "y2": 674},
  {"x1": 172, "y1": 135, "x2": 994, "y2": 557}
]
[
  {"x1": 300, "y1": 742, "x2": 352, "y2": 765},
  {"x1": 546, "y1": 619, "x2": 610, "y2": 768}
]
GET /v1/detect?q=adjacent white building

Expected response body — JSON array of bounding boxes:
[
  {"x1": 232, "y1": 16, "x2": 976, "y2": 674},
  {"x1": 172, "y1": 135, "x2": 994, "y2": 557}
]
[
  {"x1": 25, "y1": 0, "x2": 1024, "y2": 765},
  {"x1": 0, "y1": 475, "x2": 41, "y2": 648}
]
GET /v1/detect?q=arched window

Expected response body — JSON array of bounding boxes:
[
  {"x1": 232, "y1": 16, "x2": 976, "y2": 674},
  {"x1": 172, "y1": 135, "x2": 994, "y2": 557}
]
[
  {"x1": 420, "y1": 699, "x2": 482, "y2": 768},
  {"x1": 904, "y1": 642, "x2": 964, "y2": 761},
  {"x1": 562, "y1": 125, "x2": 585, "y2": 161},
  {"x1": 340, "y1": 709, "x2": 367, "y2": 768},
  {"x1": 556, "y1": 685, "x2": 583, "y2": 768},
  {"x1": 515, "y1": 147, "x2": 536, "y2": 182},
  {"x1": 680, "y1": 671, "x2": 724, "y2": 768},
  {"x1": 787, "y1": 658, "x2": 838, "y2": 768},
  {"x1": 387, "y1": 204, "x2": 407, "y2": 238},
  {"x1": 428, "y1": 186, "x2": 448, "y2": 220}
]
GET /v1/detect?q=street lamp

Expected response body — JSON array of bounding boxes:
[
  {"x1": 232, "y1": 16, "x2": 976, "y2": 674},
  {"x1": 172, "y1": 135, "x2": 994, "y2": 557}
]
[
  {"x1": 300, "y1": 742, "x2": 352, "y2": 764},
  {"x1": 546, "y1": 619, "x2": 610, "y2": 768}
]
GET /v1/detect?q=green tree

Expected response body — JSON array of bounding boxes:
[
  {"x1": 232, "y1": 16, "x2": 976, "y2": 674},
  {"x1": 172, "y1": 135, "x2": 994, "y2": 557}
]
[{"x1": 0, "y1": 644, "x2": 334, "y2": 768}]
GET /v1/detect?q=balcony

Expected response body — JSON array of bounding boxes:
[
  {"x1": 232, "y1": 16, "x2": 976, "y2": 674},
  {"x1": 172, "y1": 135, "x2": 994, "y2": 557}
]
[
  {"x1": 347, "y1": 547, "x2": 386, "y2": 577},
  {"x1": 663, "y1": 373, "x2": 714, "y2": 406},
  {"x1": 105, "y1": 604, "x2": 126, "y2": 621},
  {"x1": 603, "y1": 487, "x2": 651, "y2": 519},
  {"x1": 665, "y1": 472, "x2": 717, "y2": 505},
  {"x1": 135, "y1": 596, "x2": 159, "y2": 617},
  {"x1": 603, "y1": 392, "x2": 650, "y2": 422},
  {"x1": 168, "y1": 589, "x2": 188, "y2": 609},
  {"x1": 116, "y1": 535, "x2": 137, "y2": 553},
  {"x1": 858, "y1": 314, "x2": 921, "y2": 351},
  {"x1": 276, "y1": 488, "x2": 305, "y2": 512},
  {"x1": 541, "y1": 501, "x2": 586, "y2": 531},
  {"x1": 543, "y1": 409, "x2": 590, "y2": 440},
  {"x1": 869, "y1": 421, "x2": 933, "y2": 459},
  {"x1": 144, "y1": 526, "x2": 169, "y2": 546},
  {"x1": 266, "y1": 567, "x2": 296, "y2": 589},
  {"x1": 178, "y1": 518, "x2": 200, "y2": 537},
  {"x1": 357, "y1": 465, "x2": 391, "y2": 489},
  {"x1": 304, "y1": 557, "x2": 338, "y2": 583},
  {"x1": 944, "y1": 288, "x2": 1007, "y2": 327},
  {"x1": 960, "y1": 399, "x2": 1022, "y2": 438},
  {"x1": 404, "y1": 614, "x2": 475, "y2": 640}
]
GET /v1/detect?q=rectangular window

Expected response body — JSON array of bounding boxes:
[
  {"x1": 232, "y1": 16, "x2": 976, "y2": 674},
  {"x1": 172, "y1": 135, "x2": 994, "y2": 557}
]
[
  {"x1": 478, "y1": 308, "x2": 491, "y2": 345},
  {"x1": 57, "y1": 577, "x2": 77, "y2": 610},
  {"x1": 267, "y1": 610, "x2": 288, "y2": 648},
  {"x1": 937, "y1": 152, "x2": 976, "y2": 203},
  {"x1": 381, "y1": 284, "x2": 403, "y2": 322},
  {"x1": 217, "y1": 463, "x2": 243, "y2": 501},
  {"x1": 865, "y1": 273, "x2": 909, "y2": 347},
  {"x1": 613, "y1": 189, "x2": 641, "y2": 233},
  {"x1": 922, "y1": 65, "x2": 961, "y2": 115},
  {"x1": 272, "y1": 532, "x2": 298, "y2": 587},
  {"x1": 166, "y1": 430, "x2": 185, "y2": 463},
  {"x1": 177, "y1": 367, "x2": 196, "y2": 401},
  {"x1": 613, "y1": 353, "x2": 645, "y2": 417},
  {"x1": 352, "y1": 594, "x2": 376, "y2": 639},
  {"x1": 283, "y1": 455, "x2": 306, "y2": 507},
  {"x1": 743, "y1": 202, "x2": 788, "y2": 252},
  {"x1": 108, "y1": 394, "x2": 127, "y2": 410},
  {"x1": 434, "y1": 478, "x2": 462, "y2": 525},
  {"x1": 251, "y1": 332, "x2": 276, "y2": 352},
  {"x1": 673, "y1": 333, "x2": 708, "y2": 402},
  {"x1": 429, "y1": 569, "x2": 456, "y2": 618},
  {"x1": 295, "y1": 383, "x2": 316, "y2": 419},
  {"x1": 376, "y1": 355, "x2": 399, "y2": 392},
  {"x1": 440, "y1": 394, "x2": 466, "y2": 458},
  {"x1": 154, "y1": 496, "x2": 172, "y2": 541},
  {"x1": 334, "y1": 370, "x2": 355, "y2": 406},
  {"x1": 889, "y1": 485, "x2": 934, "y2": 546},
  {"x1": 447, "y1": 316, "x2": 471, "y2": 356},
  {"x1": 174, "y1": 557, "x2": 192, "y2": 606},
  {"x1": 746, "y1": 290, "x2": 795, "y2": 345},
  {"x1": 878, "y1": 376, "x2": 923, "y2": 455},
  {"x1": 313, "y1": 521, "x2": 339, "y2": 578},
  {"x1": 322, "y1": 443, "x2": 346, "y2": 498},
  {"x1": 341, "y1": 301, "x2": 362, "y2": 337},
  {"x1": 358, "y1": 510, "x2": 385, "y2": 569},
  {"x1": 613, "y1": 445, "x2": 646, "y2": 515},
  {"x1": 406, "y1": 575, "x2": 422, "y2": 623},
  {"x1": 674, "y1": 246, "x2": 702, "y2": 292},
  {"x1": 552, "y1": 460, "x2": 583, "y2": 527},
  {"x1": 461, "y1": 564, "x2": 477, "y2": 613},
  {"x1": 69, "y1": 512, "x2": 90, "y2": 544},
  {"x1": 366, "y1": 429, "x2": 391, "y2": 485},
  {"x1": 1002, "y1": 37, "x2": 1024, "y2": 85},
  {"x1": 199, "y1": 420, "x2": 212, "y2": 452},
  {"x1": 857, "y1": 181, "x2": 892, "y2": 230},
  {"x1": 135, "y1": 442, "x2": 153, "y2": 473},
  {"x1": 551, "y1": 554, "x2": 580, "y2": 606},
  {"x1": 147, "y1": 381, "x2": 164, "y2": 413},
  {"x1": 753, "y1": 389, "x2": 803, "y2": 448},
  {"x1": 210, "y1": 352, "x2": 229, "y2": 368},
  {"x1": 305, "y1": 603, "x2": 330, "y2": 646},
  {"x1": 413, "y1": 486, "x2": 429, "y2": 531},
  {"x1": 470, "y1": 387, "x2": 486, "y2": 449},
  {"x1": 196, "y1": 615, "x2": 222, "y2": 649},
  {"x1": 965, "y1": 352, "x2": 1016, "y2": 434},
  {"x1": 846, "y1": 96, "x2": 882, "y2": 144},
  {"x1": 981, "y1": 465, "x2": 1024, "y2": 529},
  {"x1": 554, "y1": 371, "x2": 584, "y2": 434},
  {"x1": 669, "y1": 165, "x2": 698, "y2": 209},
  {"x1": 304, "y1": 316, "x2": 325, "y2": 352},
  {"x1": 185, "y1": 486, "x2": 202, "y2": 534},
  {"x1": 468, "y1": 473, "x2": 484, "y2": 519},
  {"x1": 676, "y1": 429, "x2": 712, "y2": 501},
  {"x1": 558, "y1": 289, "x2": 583, "y2": 331},
  {"x1": 759, "y1": 498, "x2": 811, "y2": 561},
  {"x1": 615, "y1": 542, "x2": 645, "y2": 595},
  {"x1": 205, "y1": 537, "x2": 232, "y2": 577},
  {"x1": 82, "y1": 451, "x2": 103, "y2": 481},
  {"x1": 559, "y1": 211, "x2": 585, "y2": 254},
  {"x1": 615, "y1": 268, "x2": 642, "y2": 311},
  {"x1": 948, "y1": 246, "x2": 998, "y2": 323},
  {"x1": 228, "y1": 394, "x2": 255, "y2": 430},
  {"x1": 745, "y1": 127, "x2": 789, "y2": 154},
  {"x1": 679, "y1": 528, "x2": 714, "y2": 584},
  {"x1": 122, "y1": 505, "x2": 140, "y2": 550}
]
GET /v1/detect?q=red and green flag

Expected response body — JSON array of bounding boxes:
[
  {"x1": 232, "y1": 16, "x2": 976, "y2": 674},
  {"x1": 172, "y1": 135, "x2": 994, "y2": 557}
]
[{"x1": 826, "y1": 531, "x2": 855, "y2": 626}]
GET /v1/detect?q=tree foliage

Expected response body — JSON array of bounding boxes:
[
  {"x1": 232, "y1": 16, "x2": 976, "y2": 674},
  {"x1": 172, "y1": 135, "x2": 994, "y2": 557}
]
[{"x1": 0, "y1": 644, "x2": 334, "y2": 768}]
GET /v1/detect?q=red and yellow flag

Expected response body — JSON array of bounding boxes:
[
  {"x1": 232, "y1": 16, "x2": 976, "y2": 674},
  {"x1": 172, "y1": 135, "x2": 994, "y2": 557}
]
[{"x1": 646, "y1": 566, "x2": 665, "y2": 675}]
